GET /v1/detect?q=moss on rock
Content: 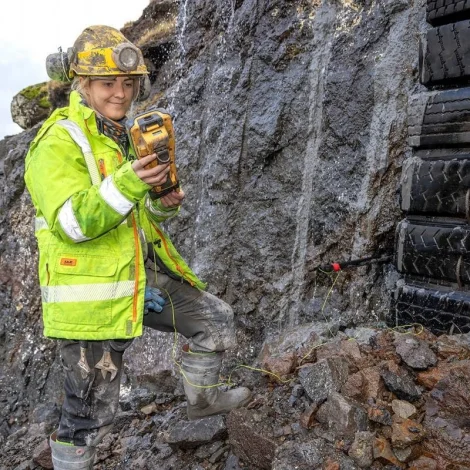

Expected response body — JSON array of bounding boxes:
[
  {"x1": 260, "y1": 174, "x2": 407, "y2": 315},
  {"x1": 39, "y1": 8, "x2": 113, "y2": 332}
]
[{"x1": 19, "y1": 82, "x2": 51, "y2": 109}]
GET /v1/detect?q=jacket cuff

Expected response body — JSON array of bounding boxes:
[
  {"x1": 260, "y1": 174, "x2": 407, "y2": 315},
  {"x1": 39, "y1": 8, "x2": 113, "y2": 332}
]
[
  {"x1": 145, "y1": 195, "x2": 180, "y2": 218},
  {"x1": 113, "y1": 161, "x2": 151, "y2": 202}
]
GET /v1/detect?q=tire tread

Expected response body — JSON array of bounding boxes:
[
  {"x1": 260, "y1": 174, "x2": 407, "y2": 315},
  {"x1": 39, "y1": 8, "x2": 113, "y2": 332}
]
[
  {"x1": 390, "y1": 281, "x2": 470, "y2": 334},
  {"x1": 427, "y1": 0, "x2": 470, "y2": 26}
]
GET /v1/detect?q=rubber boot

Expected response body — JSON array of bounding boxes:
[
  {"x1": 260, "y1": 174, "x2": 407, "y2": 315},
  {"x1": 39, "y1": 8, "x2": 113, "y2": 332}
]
[
  {"x1": 181, "y1": 348, "x2": 252, "y2": 420},
  {"x1": 50, "y1": 432, "x2": 95, "y2": 469}
]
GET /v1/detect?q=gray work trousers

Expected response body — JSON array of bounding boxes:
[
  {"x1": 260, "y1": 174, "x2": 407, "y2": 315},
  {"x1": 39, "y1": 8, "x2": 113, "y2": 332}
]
[{"x1": 56, "y1": 266, "x2": 236, "y2": 446}]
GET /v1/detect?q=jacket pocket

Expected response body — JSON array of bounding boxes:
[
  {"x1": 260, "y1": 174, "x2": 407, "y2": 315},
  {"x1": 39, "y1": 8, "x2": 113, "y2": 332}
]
[
  {"x1": 54, "y1": 254, "x2": 118, "y2": 277},
  {"x1": 47, "y1": 254, "x2": 119, "y2": 326}
]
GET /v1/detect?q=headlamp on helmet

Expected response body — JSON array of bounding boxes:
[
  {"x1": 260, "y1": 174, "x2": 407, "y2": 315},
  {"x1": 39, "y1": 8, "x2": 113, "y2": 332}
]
[{"x1": 112, "y1": 44, "x2": 140, "y2": 72}]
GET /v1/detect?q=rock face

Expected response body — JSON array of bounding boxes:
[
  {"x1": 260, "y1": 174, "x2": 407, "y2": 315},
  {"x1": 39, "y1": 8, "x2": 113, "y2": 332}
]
[
  {"x1": 0, "y1": 0, "x2": 433, "y2": 468},
  {"x1": 164, "y1": 0, "x2": 414, "y2": 336},
  {"x1": 125, "y1": 0, "x2": 421, "y2": 378}
]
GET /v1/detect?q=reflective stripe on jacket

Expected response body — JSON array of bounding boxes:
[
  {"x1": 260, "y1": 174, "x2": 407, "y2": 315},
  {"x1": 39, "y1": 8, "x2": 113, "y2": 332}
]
[{"x1": 24, "y1": 91, "x2": 205, "y2": 340}]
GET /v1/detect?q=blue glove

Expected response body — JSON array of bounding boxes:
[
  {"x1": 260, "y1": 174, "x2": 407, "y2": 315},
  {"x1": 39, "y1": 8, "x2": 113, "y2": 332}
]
[{"x1": 144, "y1": 286, "x2": 165, "y2": 314}]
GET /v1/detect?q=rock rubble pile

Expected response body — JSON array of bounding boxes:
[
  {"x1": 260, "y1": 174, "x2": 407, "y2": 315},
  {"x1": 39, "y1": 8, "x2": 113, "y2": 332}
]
[{"x1": 3, "y1": 323, "x2": 470, "y2": 469}]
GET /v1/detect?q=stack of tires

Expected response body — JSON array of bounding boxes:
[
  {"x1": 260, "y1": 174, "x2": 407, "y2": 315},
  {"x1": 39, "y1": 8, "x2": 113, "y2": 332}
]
[{"x1": 389, "y1": 1, "x2": 470, "y2": 334}]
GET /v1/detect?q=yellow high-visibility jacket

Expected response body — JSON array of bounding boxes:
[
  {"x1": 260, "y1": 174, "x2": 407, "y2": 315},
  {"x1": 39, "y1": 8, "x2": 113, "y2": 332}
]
[{"x1": 24, "y1": 91, "x2": 205, "y2": 340}]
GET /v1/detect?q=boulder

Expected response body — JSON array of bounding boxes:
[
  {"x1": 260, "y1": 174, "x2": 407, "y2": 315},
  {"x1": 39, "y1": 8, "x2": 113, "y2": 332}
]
[
  {"x1": 298, "y1": 357, "x2": 349, "y2": 405},
  {"x1": 164, "y1": 415, "x2": 227, "y2": 449},
  {"x1": 227, "y1": 408, "x2": 277, "y2": 470},
  {"x1": 11, "y1": 83, "x2": 51, "y2": 130}
]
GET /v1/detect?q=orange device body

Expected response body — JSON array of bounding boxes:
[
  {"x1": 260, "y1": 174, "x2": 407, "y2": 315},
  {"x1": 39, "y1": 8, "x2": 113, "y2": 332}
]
[{"x1": 127, "y1": 108, "x2": 179, "y2": 199}]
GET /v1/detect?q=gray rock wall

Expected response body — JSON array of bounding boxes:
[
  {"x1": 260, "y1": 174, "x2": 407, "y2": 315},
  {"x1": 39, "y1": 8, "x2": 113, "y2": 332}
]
[
  {"x1": 157, "y1": 0, "x2": 423, "y2": 358},
  {"x1": 0, "y1": 0, "x2": 426, "y2": 429}
]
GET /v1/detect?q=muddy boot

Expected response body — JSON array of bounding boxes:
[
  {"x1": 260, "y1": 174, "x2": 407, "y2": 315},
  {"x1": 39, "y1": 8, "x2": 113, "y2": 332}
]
[
  {"x1": 181, "y1": 348, "x2": 252, "y2": 420},
  {"x1": 50, "y1": 432, "x2": 95, "y2": 469}
]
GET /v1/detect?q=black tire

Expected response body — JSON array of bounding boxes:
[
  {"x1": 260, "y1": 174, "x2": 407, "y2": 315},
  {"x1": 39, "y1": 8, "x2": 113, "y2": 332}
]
[
  {"x1": 409, "y1": 88, "x2": 470, "y2": 148},
  {"x1": 401, "y1": 154, "x2": 470, "y2": 215},
  {"x1": 395, "y1": 217, "x2": 470, "y2": 284},
  {"x1": 420, "y1": 21, "x2": 470, "y2": 87},
  {"x1": 427, "y1": 0, "x2": 470, "y2": 26},
  {"x1": 389, "y1": 280, "x2": 470, "y2": 334}
]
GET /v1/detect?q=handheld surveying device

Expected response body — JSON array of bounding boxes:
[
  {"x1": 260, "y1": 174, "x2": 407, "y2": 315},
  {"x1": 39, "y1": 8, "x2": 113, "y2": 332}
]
[{"x1": 127, "y1": 107, "x2": 179, "y2": 199}]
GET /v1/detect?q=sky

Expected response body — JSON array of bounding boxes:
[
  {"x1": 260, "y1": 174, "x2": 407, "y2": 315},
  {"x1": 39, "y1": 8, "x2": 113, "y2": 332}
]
[{"x1": 0, "y1": 0, "x2": 150, "y2": 140}]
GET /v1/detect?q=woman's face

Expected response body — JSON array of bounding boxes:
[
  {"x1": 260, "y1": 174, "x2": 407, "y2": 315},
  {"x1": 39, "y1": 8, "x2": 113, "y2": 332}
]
[{"x1": 83, "y1": 76, "x2": 136, "y2": 120}]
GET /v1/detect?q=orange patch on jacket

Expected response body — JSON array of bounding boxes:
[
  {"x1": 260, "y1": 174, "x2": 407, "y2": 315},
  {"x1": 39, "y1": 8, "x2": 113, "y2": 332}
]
[{"x1": 60, "y1": 258, "x2": 77, "y2": 266}]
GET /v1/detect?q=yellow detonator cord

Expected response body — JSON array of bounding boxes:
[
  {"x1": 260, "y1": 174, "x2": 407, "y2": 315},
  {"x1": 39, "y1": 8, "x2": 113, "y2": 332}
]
[{"x1": 157, "y1": 266, "x2": 424, "y2": 390}]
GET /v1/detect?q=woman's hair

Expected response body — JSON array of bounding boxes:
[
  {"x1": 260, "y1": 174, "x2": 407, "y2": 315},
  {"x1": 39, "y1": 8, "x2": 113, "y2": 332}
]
[
  {"x1": 72, "y1": 76, "x2": 141, "y2": 103},
  {"x1": 71, "y1": 76, "x2": 90, "y2": 97}
]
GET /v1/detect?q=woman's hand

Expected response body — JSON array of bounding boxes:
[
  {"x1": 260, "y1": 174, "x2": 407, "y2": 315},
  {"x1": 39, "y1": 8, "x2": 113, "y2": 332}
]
[
  {"x1": 161, "y1": 189, "x2": 185, "y2": 208},
  {"x1": 132, "y1": 153, "x2": 170, "y2": 186}
]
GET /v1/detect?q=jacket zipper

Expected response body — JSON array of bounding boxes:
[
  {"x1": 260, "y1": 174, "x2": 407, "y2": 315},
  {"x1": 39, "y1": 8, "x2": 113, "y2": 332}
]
[{"x1": 150, "y1": 221, "x2": 195, "y2": 286}]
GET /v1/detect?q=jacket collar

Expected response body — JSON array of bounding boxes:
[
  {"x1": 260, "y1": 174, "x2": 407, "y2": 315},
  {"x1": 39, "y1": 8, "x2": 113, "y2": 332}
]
[
  {"x1": 68, "y1": 91, "x2": 97, "y2": 134},
  {"x1": 67, "y1": 91, "x2": 129, "y2": 155}
]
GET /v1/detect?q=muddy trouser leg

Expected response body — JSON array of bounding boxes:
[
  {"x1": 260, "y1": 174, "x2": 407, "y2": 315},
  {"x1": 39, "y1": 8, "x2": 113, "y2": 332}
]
[
  {"x1": 142, "y1": 267, "x2": 236, "y2": 352},
  {"x1": 57, "y1": 340, "x2": 128, "y2": 447},
  {"x1": 143, "y1": 267, "x2": 251, "y2": 419}
]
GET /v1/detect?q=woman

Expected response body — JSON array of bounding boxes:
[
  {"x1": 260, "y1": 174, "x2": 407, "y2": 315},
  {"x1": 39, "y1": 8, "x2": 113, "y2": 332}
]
[{"x1": 24, "y1": 25, "x2": 250, "y2": 469}]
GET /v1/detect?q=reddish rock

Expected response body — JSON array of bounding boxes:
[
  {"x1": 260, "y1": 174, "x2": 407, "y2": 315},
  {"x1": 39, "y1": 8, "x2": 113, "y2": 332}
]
[
  {"x1": 435, "y1": 335, "x2": 470, "y2": 360},
  {"x1": 367, "y1": 404, "x2": 392, "y2": 426},
  {"x1": 391, "y1": 418, "x2": 425, "y2": 449},
  {"x1": 32, "y1": 439, "x2": 53, "y2": 469},
  {"x1": 362, "y1": 366, "x2": 384, "y2": 400},
  {"x1": 316, "y1": 392, "x2": 369, "y2": 438},
  {"x1": 227, "y1": 408, "x2": 277, "y2": 470},
  {"x1": 341, "y1": 366, "x2": 384, "y2": 402},
  {"x1": 353, "y1": 341, "x2": 400, "y2": 370},
  {"x1": 423, "y1": 419, "x2": 470, "y2": 466},
  {"x1": 370, "y1": 331, "x2": 402, "y2": 364},
  {"x1": 416, "y1": 367, "x2": 446, "y2": 390},
  {"x1": 316, "y1": 338, "x2": 362, "y2": 372},
  {"x1": 375, "y1": 330, "x2": 396, "y2": 348},
  {"x1": 426, "y1": 361, "x2": 470, "y2": 423},
  {"x1": 322, "y1": 458, "x2": 340, "y2": 470},
  {"x1": 341, "y1": 371, "x2": 364, "y2": 399},
  {"x1": 408, "y1": 456, "x2": 438, "y2": 470},
  {"x1": 299, "y1": 404, "x2": 317, "y2": 429},
  {"x1": 260, "y1": 348, "x2": 296, "y2": 377},
  {"x1": 410, "y1": 328, "x2": 438, "y2": 343},
  {"x1": 416, "y1": 360, "x2": 470, "y2": 390},
  {"x1": 373, "y1": 436, "x2": 405, "y2": 468}
]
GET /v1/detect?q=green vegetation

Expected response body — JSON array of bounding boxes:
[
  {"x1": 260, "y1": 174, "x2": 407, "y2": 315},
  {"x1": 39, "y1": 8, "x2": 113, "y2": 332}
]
[{"x1": 20, "y1": 82, "x2": 51, "y2": 109}]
